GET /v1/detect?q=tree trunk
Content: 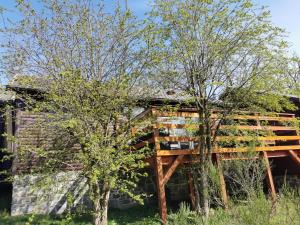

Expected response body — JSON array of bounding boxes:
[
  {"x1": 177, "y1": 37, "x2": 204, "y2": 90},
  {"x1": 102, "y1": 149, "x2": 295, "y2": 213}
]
[
  {"x1": 91, "y1": 182, "x2": 110, "y2": 225},
  {"x1": 200, "y1": 162, "x2": 210, "y2": 217},
  {"x1": 192, "y1": 169, "x2": 201, "y2": 213},
  {"x1": 194, "y1": 108, "x2": 210, "y2": 216}
]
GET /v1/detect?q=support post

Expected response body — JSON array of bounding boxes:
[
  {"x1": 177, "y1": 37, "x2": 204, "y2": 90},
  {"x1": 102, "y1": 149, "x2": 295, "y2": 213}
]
[
  {"x1": 152, "y1": 112, "x2": 167, "y2": 225},
  {"x1": 262, "y1": 151, "x2": 276, "y2": 201},
  {"x1": 155, "y1": 156, "x2": 167, "y2": 225},
  {"x1": 163, "y1": 155, "x2": 184, "y2": 185},
  {"x1": 215, "y1": 154, "x2": 228, "y2": 208},
  {"x1": 288, "y1": 150, "x2": 300, "y2": 167}
]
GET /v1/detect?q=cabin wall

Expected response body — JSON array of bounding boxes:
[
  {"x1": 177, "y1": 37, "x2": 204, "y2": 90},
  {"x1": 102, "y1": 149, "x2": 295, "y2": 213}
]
[
  {"x1": 11, "y1": 108, "x2": 190, "y2": 215},
  {"x1": 0, "y1": 106, "x2": 13, "y2": 212}
]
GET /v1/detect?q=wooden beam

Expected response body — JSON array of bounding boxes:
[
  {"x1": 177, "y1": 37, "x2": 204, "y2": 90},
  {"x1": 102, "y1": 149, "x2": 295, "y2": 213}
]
[
  {"x1": 162, "y1": 155, "x2": 184, "y2": 185},
  {"x1": 215, "y1": 154, "x2": 228, "y2": 208},
  {"x1": 220, "y1": 125, "x2": 297, "y2": 131},
  {"x1": 219, "y1": 150, "x2": 300, "y2": 160},
  {"x1": 157, "y1": 136, "x2": 199, "y2": 142},
  {"x1": 148, "y1": 150, "x2": 300, "y2": 166},
  {"x1": 152, "y1": 116, "x2": 167, "y2": 225},
  {"x1": 157, "y1": 123, "x2": 197, "y2": 129},
  {"x1": 132, "y1": 137, "x2": 155, "y2": 150},
  {"x1": 216, "y1": 115, "x2": 295, "y2": 121},
  {"x1": 152, "y1": 109, "x2": 199, "y2": 117},
  {"x1": 157, "y1": 149, "x2": 198, "y2": 156},
  {"x1": 152, "y1": 109, "x2": 294, "y2": 121},
  {"x1": 157, "y1": 123, "x2": 297, "y2": 131},
  {"x1": 157, "y1": 145, "x2": 300, "y2": 156},
  {"x1": 216, "y1": 136, "x2": 300, "y2": 142},
  {"x1": 216, "y1": 145, "x2": 300, "y2": 153},
  {"x1": 157, "y1": 135, "x2": 300, "y2": 143},
  {"x1": 155, "y1": 156, "x2": 167, "y2": 225},
  {"x1": 262, "y1": 152, "x2": 276, "y2": 201},
  {"x1": 288, "y1": 150, "x2": 300, "y2": 167}
]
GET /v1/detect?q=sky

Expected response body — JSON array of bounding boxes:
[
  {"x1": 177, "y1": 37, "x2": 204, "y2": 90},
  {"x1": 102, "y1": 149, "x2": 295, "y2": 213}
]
[{"x1": 0, "y1": 0, "x2": 300, "y2": 83}]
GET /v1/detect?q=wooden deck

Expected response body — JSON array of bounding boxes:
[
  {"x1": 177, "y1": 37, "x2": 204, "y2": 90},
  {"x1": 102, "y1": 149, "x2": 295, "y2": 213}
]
[{"x1": 133, "y1": 107, "x2": 300, "y2": 224}]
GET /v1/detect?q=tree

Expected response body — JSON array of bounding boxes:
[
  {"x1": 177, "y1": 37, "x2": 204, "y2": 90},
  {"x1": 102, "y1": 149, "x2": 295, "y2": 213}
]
[
  {"x1": 147, "y1": 0, "x2": 295, "y2": 216},
  {"x1": 0, "y1": 1, "x2": 151, "y2": 225}
]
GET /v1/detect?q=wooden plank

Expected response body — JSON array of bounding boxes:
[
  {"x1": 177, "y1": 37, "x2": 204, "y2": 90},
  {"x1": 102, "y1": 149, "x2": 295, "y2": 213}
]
[
  {"x1": 152, "y1": 106, "x2": 295, "y2": 117},
  {"x1": 162, "y1": 155, "x2": 184, "y2": 185},
  {"x1": 160, "y1": 155, "x2": 199, "y2": 165},
  {"x1": 288, "y1": 150, "x2": 300, "y2": 167},
  {"x1": 152, "y1": 110, "x2": 199, "y2": 118},
  {"x1": 262, "y1": 152, "x2": 276, "y2": 201},
  {"x1": 216, "y1": 136, "x2": 300, "y2": 142},
  {"x1": 155, "y1": 156, "x2": 167, "y2": 225},
  {"x1": 157, "y1": 123, "x2": 197, "y2": 129},
  {"x1": 157, "y1": 136, "x2": 300, "y2": 143},
  {"x1": 215, "y1": 150, "x2": 300, "y2": 160},
  {"x1": 157, "y1": 149, "x2": 198, "y2": 156},
  {"x1": 211, "y1": 114, "x2": 295, "y2": 121},
  {"x1": 152, "y1": 109, "x2": 295, "y2": 121},
  {"x1": 157, "y1": 136, "x2": 199, "y2": 142},
  {"x1": 220, "y1": 125, "x2": 297, "y2": 131},
  {"x1": 157, "y1": 123, "x2": 297, "y2": 131},
  {"x1": 216, "y1": 145, "x2": 300, "y2": 153},
  {"x1": 132, "y1": 137, "x2": 155, "y2": 149},
  {"x1": 157, "y1": 146, "x2": 300, "y2": 156},
  {"x1": 215, "y1": 155, "x2": 228, "y2": 208}
]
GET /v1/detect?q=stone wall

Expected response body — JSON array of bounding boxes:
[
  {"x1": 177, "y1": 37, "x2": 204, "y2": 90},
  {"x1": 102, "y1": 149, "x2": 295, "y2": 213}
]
[
  {"x1": 11, "y1": 171, "x2": 88, "y2": 216},
  {"x1": 11, "y1": 169, "x2": 190, "y2": 215}
]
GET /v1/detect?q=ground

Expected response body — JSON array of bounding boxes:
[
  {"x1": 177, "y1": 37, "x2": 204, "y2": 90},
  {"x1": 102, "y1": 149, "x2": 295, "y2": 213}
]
[
  {"x1": 0, "y1": 193, "x2": 299, "y2": 225},
  {"x1": 0, "y1": 205, "x2": 161, "y2": 225}
]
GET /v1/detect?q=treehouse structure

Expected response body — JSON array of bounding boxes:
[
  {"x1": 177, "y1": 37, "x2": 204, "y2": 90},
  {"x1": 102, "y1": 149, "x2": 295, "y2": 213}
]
[{"x1": 133, "y1": 106, "x2": 300, "y2": 224}]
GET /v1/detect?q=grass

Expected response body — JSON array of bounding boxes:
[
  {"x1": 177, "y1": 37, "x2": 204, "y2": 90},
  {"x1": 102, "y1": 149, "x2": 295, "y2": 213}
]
[
  {"x1": 0, "y1": 192, "x2": 299, "y2": 225},
  {"x1": 0, "y1": 205, "x2": 161, "y2": 225}
]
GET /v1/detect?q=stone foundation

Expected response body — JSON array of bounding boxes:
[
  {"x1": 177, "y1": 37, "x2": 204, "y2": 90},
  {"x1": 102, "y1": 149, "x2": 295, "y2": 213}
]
[
  {"x1": 11, "y1": 171, "x2": 88, "y2": 215},
  {"x1": 14, "y1": 170, "x2": 299, "y2": 216},
  {"x1": 11, "y1": 169, "x2": 190, "y2": 215}
]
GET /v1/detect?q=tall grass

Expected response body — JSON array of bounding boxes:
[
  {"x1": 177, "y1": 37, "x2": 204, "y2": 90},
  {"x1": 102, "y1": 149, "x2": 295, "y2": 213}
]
[{"x1": 167, "y1": 189, "x2": 300, "y2": 225}]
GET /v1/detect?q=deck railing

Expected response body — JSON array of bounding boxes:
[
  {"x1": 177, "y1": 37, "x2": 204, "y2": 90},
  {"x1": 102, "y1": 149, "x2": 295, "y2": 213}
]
[{"x1": 134, "y1": 107, "x2": 300, "y2": 157}]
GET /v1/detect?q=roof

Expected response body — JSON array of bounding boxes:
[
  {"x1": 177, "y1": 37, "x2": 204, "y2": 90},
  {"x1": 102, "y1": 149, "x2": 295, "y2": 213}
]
[{"x1": 6, "y1": 84, "x2": 188, "y2": 104}]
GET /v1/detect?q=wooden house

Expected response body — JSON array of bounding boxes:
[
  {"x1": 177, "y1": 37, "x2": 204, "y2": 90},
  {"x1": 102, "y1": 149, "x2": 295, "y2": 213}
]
[{"x1": 0, "y1": 86, "x2": 299, "y2": 223}]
